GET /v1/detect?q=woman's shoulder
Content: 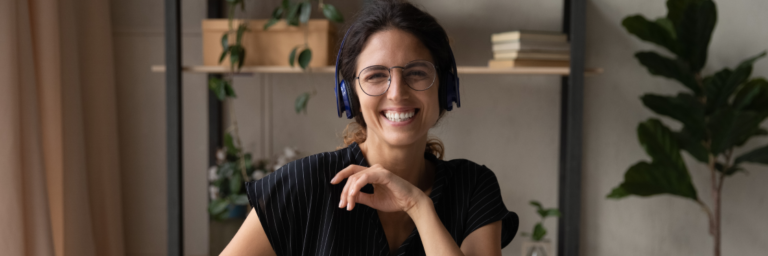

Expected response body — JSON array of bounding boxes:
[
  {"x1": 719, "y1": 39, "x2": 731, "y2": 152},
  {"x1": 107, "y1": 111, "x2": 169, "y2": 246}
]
[
  {"x1": 267, "y1": 144, "x2": 362, "y2": 184},
  {"x1": 440, "y1": 158, "x2": 496, "y2": 178}
]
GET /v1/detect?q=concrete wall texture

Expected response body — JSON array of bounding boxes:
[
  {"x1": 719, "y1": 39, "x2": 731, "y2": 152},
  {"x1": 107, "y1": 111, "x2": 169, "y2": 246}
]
[{"x1": 110, "y1": 0, "x2": 768, "y2": 255}]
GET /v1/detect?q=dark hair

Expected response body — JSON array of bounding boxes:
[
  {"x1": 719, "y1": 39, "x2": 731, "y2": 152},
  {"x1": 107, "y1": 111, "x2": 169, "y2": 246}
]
[{"x1": 338, "y1": 0, "x2": 452, "y2": 159}]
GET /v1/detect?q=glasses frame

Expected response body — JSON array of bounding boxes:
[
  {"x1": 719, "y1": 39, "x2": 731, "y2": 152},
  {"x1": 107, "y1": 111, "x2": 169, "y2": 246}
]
[{"x1": 355, "y1": 60, "x2": 438, "y2": 97}]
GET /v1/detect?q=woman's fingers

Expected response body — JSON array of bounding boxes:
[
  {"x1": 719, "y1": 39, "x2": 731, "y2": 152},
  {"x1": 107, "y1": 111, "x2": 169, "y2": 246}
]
[
  {"x1": 339, "y1": 175, "x2": 355, "y2": 208},
  {"x1": 330, "y1": 164, "x2": 365, "y2": 184},
  {"x1": 347, "y1": 174, "x2": 369, "y2": 210}
]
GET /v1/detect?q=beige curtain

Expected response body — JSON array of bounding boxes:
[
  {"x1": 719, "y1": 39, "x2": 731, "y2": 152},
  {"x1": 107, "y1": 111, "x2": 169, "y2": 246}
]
[{"x1": 0, "y1": 0, "x2": 125, "y2": 255}]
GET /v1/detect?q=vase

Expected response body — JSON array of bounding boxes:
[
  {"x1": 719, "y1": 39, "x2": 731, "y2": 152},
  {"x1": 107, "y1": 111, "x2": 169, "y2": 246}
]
[{"x1": 522, "y1": 240, "x2": 553, "y2": 256}]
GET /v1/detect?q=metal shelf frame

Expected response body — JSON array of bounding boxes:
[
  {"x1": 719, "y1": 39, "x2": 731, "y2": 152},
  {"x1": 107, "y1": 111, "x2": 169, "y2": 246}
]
[{"x1": 163, "y1": 0, "x2": 584, "y2": 255}]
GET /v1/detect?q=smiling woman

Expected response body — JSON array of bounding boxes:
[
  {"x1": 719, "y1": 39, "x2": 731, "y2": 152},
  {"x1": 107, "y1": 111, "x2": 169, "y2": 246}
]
[{"x1": 221, "y1": 1, "x2": 518, "y2": 255}]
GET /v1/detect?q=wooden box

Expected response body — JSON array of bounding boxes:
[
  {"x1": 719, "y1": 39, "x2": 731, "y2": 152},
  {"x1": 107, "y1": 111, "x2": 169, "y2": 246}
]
[{"x1": 202, "y1": 19, "x2": 338, "y2": 67}]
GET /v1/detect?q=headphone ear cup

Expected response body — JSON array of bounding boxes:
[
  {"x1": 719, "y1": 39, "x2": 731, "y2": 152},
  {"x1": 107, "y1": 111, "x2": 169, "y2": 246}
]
[
  {"x1": 340, "y1": 80, "x2": 354, "y2": 119},
  {"x1": 444, "y1": 74, "x2": 460, "y2": 111}
]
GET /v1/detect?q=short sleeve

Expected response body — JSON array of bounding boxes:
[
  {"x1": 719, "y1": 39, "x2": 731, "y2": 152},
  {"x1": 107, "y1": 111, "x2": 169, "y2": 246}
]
[
  {"x1": 245, "y1": 160, "x2": 309, "y2": 256},
  {"x1": 464, "y1": 165, "x2": 519, "y2": 248}
]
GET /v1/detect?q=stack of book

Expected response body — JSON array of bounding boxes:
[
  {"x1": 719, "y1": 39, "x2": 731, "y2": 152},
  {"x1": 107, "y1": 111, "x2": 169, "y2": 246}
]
[{"x1": 488, "y1": 30, "x2": 570, "y2": 68}]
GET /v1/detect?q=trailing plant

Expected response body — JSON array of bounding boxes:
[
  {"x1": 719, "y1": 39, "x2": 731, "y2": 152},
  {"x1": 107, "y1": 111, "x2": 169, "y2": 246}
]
[
  {"x1": 607, "y1": 1, "x2": 768, "y2": 255},
  {"x1": 208, "y1": 132, "x2": 270, "y2": 220},
  {"x1": 265, "y1": 0, "x2": 344, "y2": 113},
  {"x1": 520, "y1": 201, "x2": 561, "y2": 241}
]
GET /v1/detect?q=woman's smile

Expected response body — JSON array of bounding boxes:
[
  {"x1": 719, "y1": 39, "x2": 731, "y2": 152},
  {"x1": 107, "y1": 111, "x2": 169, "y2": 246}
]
[{"x1": 381, "y1": 108, "x2": 420, "y2": 125}]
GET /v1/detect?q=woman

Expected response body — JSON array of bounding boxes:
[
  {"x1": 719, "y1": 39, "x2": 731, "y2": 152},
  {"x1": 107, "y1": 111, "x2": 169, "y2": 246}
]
[{"x1": 222, "y1": 1, "x2": 518, "y2": 255}]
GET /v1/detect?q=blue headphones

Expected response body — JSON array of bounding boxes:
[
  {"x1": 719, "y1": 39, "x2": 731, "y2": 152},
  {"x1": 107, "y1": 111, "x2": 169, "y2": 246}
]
[{"x1": 334, "y1": 27, "x2": 461, "y2": 119}]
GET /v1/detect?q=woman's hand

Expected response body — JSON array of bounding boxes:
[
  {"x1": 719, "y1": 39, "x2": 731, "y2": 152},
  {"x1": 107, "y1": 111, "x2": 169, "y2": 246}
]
[{"x1": 330, "y1": 164, "x2": 428, "y2": 213}]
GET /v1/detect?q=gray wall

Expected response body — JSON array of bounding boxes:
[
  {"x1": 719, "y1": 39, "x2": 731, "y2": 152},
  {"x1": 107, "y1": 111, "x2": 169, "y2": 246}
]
[{"x1": 111, "y1": 0, "x2": 768, "y2": 255}]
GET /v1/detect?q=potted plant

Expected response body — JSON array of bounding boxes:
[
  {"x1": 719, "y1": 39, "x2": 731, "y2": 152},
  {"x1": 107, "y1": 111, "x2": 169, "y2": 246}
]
[
  {"x1": 520, "y1": 200, "x2": 560, "y2": 256},
  {"x1": 607, "y1": 1, "x2": 768, "y2": 255}
]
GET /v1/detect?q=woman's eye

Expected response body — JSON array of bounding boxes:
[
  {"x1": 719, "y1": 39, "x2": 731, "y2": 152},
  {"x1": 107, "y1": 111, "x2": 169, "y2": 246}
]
[
  {"x1": 365, "y1": 73, "x2": 388, "y2": 81},
  {"x1": 405, "y1": 70, "x2": 428, "y2": 78}
]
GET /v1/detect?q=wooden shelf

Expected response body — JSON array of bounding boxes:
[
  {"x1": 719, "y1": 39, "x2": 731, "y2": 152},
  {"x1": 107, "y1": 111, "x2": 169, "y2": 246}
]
[{"x1": 151, "y1": 65, "x2": 603, "y2": 75}]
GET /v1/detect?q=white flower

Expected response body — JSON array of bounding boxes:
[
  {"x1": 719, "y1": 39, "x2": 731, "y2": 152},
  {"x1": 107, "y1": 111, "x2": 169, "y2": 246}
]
[
  {"x1": 252, "y1": 170, "x2": 267, "y2": 180},
  {"x1": 209, "y1": 185, "x2": 219, "y2": 200},
  {"x1": 283, "y1": 147, "x2": 298, "y2": 159},
  {"x1": 208, "y1": 166, "x2": 218, "y2": 181}
]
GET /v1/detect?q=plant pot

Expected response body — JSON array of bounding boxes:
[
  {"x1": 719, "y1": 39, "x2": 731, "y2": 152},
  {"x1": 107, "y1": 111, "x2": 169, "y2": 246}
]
[
  {"x1": 522, "y1": 240, "x2": 553, "y2": 256},
  {"x1": 202, "y1": 19, "x2": 338, "y2": 67},
  {"x1": 226, "y1": 204, "x2": 248, "y2": 219}
]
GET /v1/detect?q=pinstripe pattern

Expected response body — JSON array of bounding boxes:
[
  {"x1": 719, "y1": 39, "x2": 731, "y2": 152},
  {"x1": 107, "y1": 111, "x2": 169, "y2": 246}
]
[{"x1": 245, "y1": 142, "x2": 519, "y2": 255}]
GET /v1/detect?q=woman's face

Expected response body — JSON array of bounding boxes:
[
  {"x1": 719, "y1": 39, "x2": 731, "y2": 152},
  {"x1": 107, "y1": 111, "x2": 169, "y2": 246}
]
[{"x1": 355, "y1": 28, "x2": 440, "y2": 148}]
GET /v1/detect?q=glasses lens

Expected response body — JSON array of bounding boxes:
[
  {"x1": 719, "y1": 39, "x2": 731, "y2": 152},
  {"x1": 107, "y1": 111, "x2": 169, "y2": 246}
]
[
  {"x1": 403, "y1": 61, "x2": 436, "y2": 91},
  {"x1": 359, "y1": 66, "x2": 390, "y2": 95}
]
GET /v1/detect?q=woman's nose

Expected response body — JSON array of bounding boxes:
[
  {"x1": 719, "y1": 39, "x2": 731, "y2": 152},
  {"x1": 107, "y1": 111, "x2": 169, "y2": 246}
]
[{"x1": 386, "y1": 68, "x2": 409, "y2": 101}]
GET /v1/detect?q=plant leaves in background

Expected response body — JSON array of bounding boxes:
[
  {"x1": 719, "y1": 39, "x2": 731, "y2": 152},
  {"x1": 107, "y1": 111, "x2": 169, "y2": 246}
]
[
  {"x1": 224, "y1": 81, "x2": 236, "y2": 98},
  {"x1": 321, "y1": 3, "x2": 344, "y2": 23},
  {"x1": 543, "y1": 209, "x2": 561, "y2": 218},
  {"x1": 734, "y1": 144, "x2": 768, "y2": 165},
  {"x1": 674, "y1": 0, "x2": 716, "y2": 72},
  {"x1": 233, "y1": 194, "x2": 249, "y2": 205},
  {"x1": 237, "y1": 46, "x2": 246, "y2": 69},
  {"x1": 264, "y1": 18, "x2": 279, "y2": 30},
  {"x1": 299, "y1": 1, "x2": 312, "y2": 24},
  {"x1": 708, "y1": 108, "x2": 763, "y2": 155},
  {"x1": 634, "y1": 51, "x2": 700, "y2": 94},
  {"x1": 236, "y1": 23, "x2": 248, "y2": 44},
  {"x1": 706, "y1": 52, "x2": 766, "y2": 111},
  {"x1": 208, "y1": 199, "x2": 229, "y2": 216},
  {"x1": 673, "y1": 129, "x2": 709, "y2": 163},
  {"x1": 208, "y1": 77, "x2": 227, "y2": 101},
  {"x1": 641, "y1": 93, "x2": 705, "y2": 138},
  {"x1": 666, "y1": 0, "x2": 700, "y2": 26},
  {"x1": 608, "y1": 161, "x2": 698, "y2": 200},
  {"x1": 286, "y1": 2, "x2": 301, "y2": 26},
  {"x1": 230, "y1": 171, "x2": 242, "y2": 194},
  {"x1": 532, "y1": 223, "x2": 547, "y2": 241},
  {"x1": 655, "y1": 18, "x2": 676, "y2": 39},
  {"x1": 295, "y1": 92, "x2": 311, "y2": 114},
  {"x1": 733, "y1": 78, "x2": 768, "y2": 112},
  {"x1": 289, "y1": 46, "x2": 298, "y2": 67},
  {"x1": 622, "y1": 15, "x2": 678, "y2": 54},
  {"x1": 637, "y1": 119, "x2": 685, "y2": 171},
  {"x1": 298, "y1": 48, "x2": 312, "y2": 69},
  {"x1": 220, "y1": 33, "x2": 229, "y2": 52},
  {"x1": 224, "y1": 132, "x2": 239, "y2": 156}
]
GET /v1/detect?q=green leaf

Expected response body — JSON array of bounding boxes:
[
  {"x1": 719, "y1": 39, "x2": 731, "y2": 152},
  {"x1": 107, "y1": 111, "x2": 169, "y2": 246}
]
[
  {"x1": 607, "y1": 186, "x2": 630, "y2": 199},
  {"x1": 236, "y1": 23, "x2": 248, "y2": 44},
  {"x1": 271, "y1": 6, "x2": 284, "y2": 19},
  {"x1": 288, "y1": 47, "x2": 298, "y2": 67},
  {"x1": 635, "y1": 51, "x2": 700, "y2": 94},
  {"x1": 229, "y1": 45, "x2": 240, "y2": 68},
  {"x1": 655, "y1": 18, "x2": 676, "y2": 39},
  {"x1": 321, "y1": 4, "x2": 344, "y2": 23},
  {"x1": 714, "y1": 162, "x2": 744, "y2": 176},
  {"x1": 707, "y1": 52, "x2": 766, "y2": 111},
  {"x1": 299, "y1": 2, "x2": 312, "y2": 24},
  {"x1": 675, "y1": 0, "x2": 716, "y2": 72},
  {"x1": 734, "y1": 144, "x2": 768, "y2": 166},
  {"x1": 286, "y1": 2, "x2": 301, "y2": 26},
  {"x1": 224, "y1": 81, "x2": 236, "y2": 98},
  {"x1": 614, "y1": 161, "x2": 698, "y2": 200},
  {"x1": 532, "y1": 223, "x2": 547, "y2": 241},
  {"x1": 543, "y1": 209, "x2": 561, "y2": 218},
  {"x1": 208, "y1": 77, "x2": 226, "y2": 101},
  {"x1": 219, "y1": 47, "x2": 229, "y2": 64},
  {"x1": 622, "y1": 15, "x2": 678, "y2": 54},
  {"x1": 708, "y1": 108, "x2": 763, "y2": 155},
  {"x1": 264, "y1": 18, "x2": 279, "y2": 30},
  {"x1": 641, "y1": 93, "x2": 705, "y2": 138},
  {"x1": 220, "y1": 33, "x2": 229, "y2": 51},
  {"x1": 238, "y1": 47, "x2": 246, "y2": 70},
  {"x1": 232, "y1": 194, "x2": 249, "y2": 205},
  {"x1": 281, "y1": 0, "x2": 289, "y2": 10},
  {"x1": 298, "y1": 48, "x2": 312, "y2": 69},
  {"x1": 224, "y1": 132, "x2": 239, "y2": 156},
  {"x1": 666, "y1": 0, "x2": 702, "y2": 25},
  {"x1": 230, "y1": 171, "x2": 242, "y2": 194},
  {"x1": 208, "y1": 199, "x2": 229, "y2": 216},
  {"x1": 295, "y1": 92, "x2": 311, "y2": 114},
  {"x1": 673, "y1": 129, "x2": 709, "y2": 163},
  {"x1": 244, "y1": 153, "x2": 254, "y2": 173},
  {"x1": 529, "y1": 201, "x2": 543, "y2": 212},
  {"x1": 638, "y1": 119, "x2": 685, "y2": 171},
  {"x1": 733, "y1": 78, "x2": 768, "y2": 112}
]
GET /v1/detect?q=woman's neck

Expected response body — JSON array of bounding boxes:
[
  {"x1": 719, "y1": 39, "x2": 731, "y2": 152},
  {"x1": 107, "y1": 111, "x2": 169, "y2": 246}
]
[{"x1": 358, "y1": 134, "x2": 431, "y2": 191}]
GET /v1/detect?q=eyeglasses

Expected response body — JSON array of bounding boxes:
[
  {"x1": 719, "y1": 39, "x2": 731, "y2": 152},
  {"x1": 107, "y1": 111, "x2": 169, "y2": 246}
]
[{"x1": 355, "y1": 60, "x2": 437, "y2": 96}]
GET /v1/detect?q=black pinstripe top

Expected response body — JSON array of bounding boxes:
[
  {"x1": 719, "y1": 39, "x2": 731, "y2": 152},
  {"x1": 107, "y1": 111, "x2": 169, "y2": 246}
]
[{"x1": 245, "y1": 142, "x2": 519, "y2": 256}]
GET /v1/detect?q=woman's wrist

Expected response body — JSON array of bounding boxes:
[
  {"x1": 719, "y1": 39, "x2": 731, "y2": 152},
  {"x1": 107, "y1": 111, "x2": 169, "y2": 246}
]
[{"x1": 405, "y1": 192, "x2": 434, "y2": 221}]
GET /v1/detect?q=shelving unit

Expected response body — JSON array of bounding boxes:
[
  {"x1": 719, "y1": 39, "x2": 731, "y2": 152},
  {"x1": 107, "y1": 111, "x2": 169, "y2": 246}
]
[
  {"x1": 162, "y1": 1, "x2": 589, "y2": 256},
  {"x1": 151, "y1": 65, "x2": 603, "y2": 75}
]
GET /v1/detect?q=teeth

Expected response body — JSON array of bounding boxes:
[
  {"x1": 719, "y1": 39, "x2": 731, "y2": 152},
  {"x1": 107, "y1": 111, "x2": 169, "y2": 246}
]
[{"x1": 384, "y1": 111, "x2": 416, "y2": 122}]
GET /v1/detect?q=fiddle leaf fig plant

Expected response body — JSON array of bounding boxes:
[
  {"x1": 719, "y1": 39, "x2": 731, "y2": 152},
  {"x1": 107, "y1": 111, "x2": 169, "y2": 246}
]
[
  {"x1": 608, "y1": 1, "x2": 768, "y2": 256},
  {"x1": 521, "y1": 201, "x2": 560, "y2": 241},
  {"x1": 265, "y1": 0, "x2": 344, "y2": 113}
]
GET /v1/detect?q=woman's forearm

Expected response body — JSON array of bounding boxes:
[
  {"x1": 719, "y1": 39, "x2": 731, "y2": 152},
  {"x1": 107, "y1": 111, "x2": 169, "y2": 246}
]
[{"x1": 406, "y1": 194, "x2": 465, "y2": 256}]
